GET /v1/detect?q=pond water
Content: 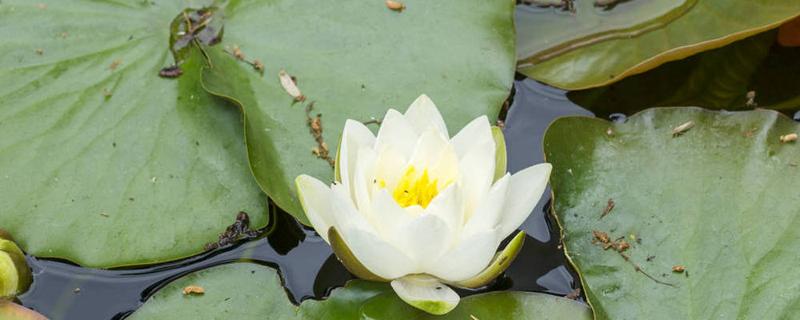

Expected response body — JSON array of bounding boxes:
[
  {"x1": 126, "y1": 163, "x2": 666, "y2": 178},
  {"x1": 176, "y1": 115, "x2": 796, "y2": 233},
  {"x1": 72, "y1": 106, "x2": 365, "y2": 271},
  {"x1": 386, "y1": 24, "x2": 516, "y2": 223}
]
[{"x1": 16, "y1": 78, "x2": 595, "y2": 320}]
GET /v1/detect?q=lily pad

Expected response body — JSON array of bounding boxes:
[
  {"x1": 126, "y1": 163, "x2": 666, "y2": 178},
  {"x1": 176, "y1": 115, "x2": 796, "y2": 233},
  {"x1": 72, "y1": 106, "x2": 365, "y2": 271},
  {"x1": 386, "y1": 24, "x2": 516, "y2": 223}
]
[
  {"x1": 200, "y1": 0, "x2": 515, "y2": 224},
  {"x1": 0, "y1": 0, "x2": 267, "y2": 267},
  {"x1": 129, "y1": 262, "x2": 591, "y2": 319},
  {"x1": 544, "y1": 108, "x2": 800, "y2": 319},
  {"x1": 516, "y1": 0, "x2": 800, "y2": 90},
  {"x1": 360, "y1": 290, "x2": 591, "y2": 320},
  {"x1": 567, "y1": 30, "x2": 782, "y2": 116}
]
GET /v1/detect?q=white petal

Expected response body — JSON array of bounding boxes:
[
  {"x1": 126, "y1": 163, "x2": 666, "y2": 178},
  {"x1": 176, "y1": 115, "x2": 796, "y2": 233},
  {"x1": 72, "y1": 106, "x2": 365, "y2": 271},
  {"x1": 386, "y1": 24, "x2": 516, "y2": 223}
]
[
  {"x1": 426, "y1": 231, "x2": 498, "y2": 282},
  {"x1": 408, "y1": 127, "x2": 453, "y2": 176},
  {"x1": 497, "y1": 163, "x2": 552, "y2": 238},
  {"x1": 352, "y1": 146, "x2": 378, "y2": 215},
  {"x1": 295, "y1": 175, "x2": 335, "y2": 242},
  {"x1": 341, "y1": 227, "x2": 416, "y2": 279},
  {"x1": 329, "y1": 183, "x2": 373, "y2": 234},
  {"x1": 404, "y1": 94, "x2": 448, "y2": 137},
  {"x1": 390, "y1": 275, "x2": 460, "y2": 315},
  {"x1": 462, "y1": 173, "x2": 510, "y2": 238},
  {"x1": 450, "y1": 115, "x2": 493, "y2": 158},
  {"x1": 371, "y1": 145, "x2": 407, "y2": 193},
  {"x1": 376, "y1": 109, "x2": 417, "y2": 156},
  {"x1": 422, "y1": 184, "x2": 462, "y2": 237},
  {"x1": 339, "y1": 120, "x2": 376, "y2": 196},
  {"x1": 457, "y1": 138, "x2": 496, "y2": 220},
  {"x1": 397, "y1": 214, "x2": 451, "y2": 268},
  {"x1": 370, "y1": 189, "x2": 415, "y2": 242}
]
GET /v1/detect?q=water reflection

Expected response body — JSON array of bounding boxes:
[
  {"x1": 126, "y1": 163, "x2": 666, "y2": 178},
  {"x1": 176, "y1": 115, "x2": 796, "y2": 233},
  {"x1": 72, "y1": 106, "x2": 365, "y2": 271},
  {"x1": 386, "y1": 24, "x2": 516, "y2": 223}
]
[
  {"x1": 504, "y1": 78, "x2": 593, "y2": 241},
  {"x1": 502, "y1": 78, "x2": 593, "y2": 297}
]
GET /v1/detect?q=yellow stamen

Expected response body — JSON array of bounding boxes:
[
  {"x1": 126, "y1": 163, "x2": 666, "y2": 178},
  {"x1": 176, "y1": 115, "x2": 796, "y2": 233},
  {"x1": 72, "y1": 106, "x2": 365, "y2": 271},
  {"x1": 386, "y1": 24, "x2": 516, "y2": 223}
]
[{"x1": 390, "y1": 166, "x2": 441, "y2": 208}]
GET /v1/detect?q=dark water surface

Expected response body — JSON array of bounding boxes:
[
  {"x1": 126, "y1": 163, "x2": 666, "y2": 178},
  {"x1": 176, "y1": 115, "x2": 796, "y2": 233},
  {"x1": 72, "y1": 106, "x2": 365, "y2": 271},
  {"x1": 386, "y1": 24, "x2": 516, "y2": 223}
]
[{"x1": 17, "y1": 79, "x2": 595, "y2": 319}]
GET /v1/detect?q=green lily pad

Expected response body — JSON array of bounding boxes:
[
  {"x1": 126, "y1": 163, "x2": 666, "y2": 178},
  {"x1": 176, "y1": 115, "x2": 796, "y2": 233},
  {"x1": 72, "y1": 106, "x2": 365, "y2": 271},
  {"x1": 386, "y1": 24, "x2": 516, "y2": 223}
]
[
  {"x1": 360, "y1": 291, "x2": 591, "y2": 320},
  {"x1": 544, "y1": 108, "x2": 800, "y2": 319},
  {"x1": 567, "y1": 30, "x2": 783, "y2": 116},
  {"x1": 129, "y1": 262, "x2": 591, "y2": 319},
  {"x1": 128, "y1": 263, "x2": 296, "y2": 320},
  {"x1": 517, "y1": 1, "x2": 800, "y2": 90},
  {"x1": 200, "y1": 0, "x2": 515, "y2": 224},
  {"x1": 0, "y1": 0, "x2": 267, "y2": 267}
]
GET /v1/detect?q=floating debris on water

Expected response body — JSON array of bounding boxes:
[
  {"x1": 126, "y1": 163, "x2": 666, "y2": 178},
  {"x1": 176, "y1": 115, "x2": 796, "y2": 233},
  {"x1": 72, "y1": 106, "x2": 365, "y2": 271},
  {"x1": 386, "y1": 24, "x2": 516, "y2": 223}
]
[
  {"x1": 109, "y1": 59, "x2": 121, "y2": 71},
  {"x1": 600, "y1": 198, "x2": 615, "y2": 219},
  {"x1": 608, "y1": 113, "x2": 627, "y2": 123},
  {"x1": 385, "y1": 0, "x2": 405, "y2": 11},
  {"x1": 745, "y1": 91, "x2": 757, "y2": 108},
  {"x1": 306, "y1": 102, "x2": 335, "y2": 167},
  {"x1": 35, "y1": 48, "x2": 44, "y2": 55},
  {"x1": 780, "y1": 133, "x2": 798, "y2": 143},
  {"x1": 593, "y1": 229, "x2": 675, "y2": 287},
  {"x1": 204, "y1": 211, "x2": 260, "y2": 251},
  {"x1": 159, "y1": 65, "x2": 183, "y2": 78},
  {"x1": 182, "y1": 285, "x2": 205, "y2": 295},
  {"x1": 565, "y1": 288, "x2": 581, "y2": 300},
  {"x1": 672, "y1": 265, "x2": 685, "y2": 273},
  {"x1": 672, "y1": 121, "x2": 694, "y2": 137},
  {"x1": 252, "y1": 59, "x2": 264, "y2": 74},
  {"x1": 231, "y1": 45, "x2": 244, "y2": 60},
  {"x1": 279, "y1": 69, "x2": 305, "y2": 102},
  {"x1": 522, "y1": 0, "x2": 575, "y2": 14}
]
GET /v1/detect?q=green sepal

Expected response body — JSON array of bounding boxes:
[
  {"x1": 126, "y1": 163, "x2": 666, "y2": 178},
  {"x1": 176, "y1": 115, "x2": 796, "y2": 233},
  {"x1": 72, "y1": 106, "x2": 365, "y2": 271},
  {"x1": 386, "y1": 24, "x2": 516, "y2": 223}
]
[
  {"x1": 453, "y1": 231, "x2": 525, "y2": 289},
  {"x1": 492, "y1": 126, "x2": 507, "y2": 182},
  {"x1": 0, "y1": 239, "x2": 32, "y2": 298},
  {"x1": 328, "y1": 227, "x2": 387, "y2": 282}
]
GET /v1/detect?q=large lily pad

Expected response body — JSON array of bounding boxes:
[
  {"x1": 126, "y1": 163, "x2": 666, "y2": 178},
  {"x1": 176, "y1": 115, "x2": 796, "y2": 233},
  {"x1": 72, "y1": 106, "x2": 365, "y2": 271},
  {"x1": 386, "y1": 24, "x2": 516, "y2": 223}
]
[
  {"x1": 0, "y1": 0, "x2": 267, "y2": 267},
  {"x1": 201, "y1": 0, "x2": 515, "y2": 224},
  {"x1": 517, "y1": 0, "x2": 800, "y2": 90},
  {"x1": 129, "y1": 262, "x2": 591, "y2": 319},
  {"x1": 544, "y1": 108, "x2": 800, "y2": 319}
]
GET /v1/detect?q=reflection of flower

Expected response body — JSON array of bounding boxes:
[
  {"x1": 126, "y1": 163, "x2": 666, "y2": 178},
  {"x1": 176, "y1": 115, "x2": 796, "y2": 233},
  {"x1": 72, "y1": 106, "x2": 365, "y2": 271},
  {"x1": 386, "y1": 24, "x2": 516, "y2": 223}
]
[{"x1": 296, "y1": 94, "x2": 551, "y2": 314}]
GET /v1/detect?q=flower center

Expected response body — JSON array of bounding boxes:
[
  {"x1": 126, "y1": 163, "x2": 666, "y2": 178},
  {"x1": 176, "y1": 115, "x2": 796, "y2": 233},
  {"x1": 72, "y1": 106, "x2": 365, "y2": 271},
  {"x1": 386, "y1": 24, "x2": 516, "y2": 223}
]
[{"x1": 391, "y1": 166, "x2": 440, "y2": 208}]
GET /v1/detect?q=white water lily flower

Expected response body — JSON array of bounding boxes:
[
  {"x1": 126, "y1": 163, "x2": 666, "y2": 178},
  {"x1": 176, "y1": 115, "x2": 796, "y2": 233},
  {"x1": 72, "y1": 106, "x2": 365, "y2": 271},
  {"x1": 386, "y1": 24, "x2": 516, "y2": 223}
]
[{"x1": 295, "y1": 94, "x2": 551, "y2": 315}]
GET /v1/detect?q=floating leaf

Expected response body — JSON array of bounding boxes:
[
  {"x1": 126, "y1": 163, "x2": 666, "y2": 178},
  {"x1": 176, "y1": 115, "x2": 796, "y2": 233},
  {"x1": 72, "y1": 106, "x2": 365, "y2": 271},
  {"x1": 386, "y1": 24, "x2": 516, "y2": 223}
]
[
  {"x1": 567, "y1": 31, "x2": 778, "y2": 116},
  {"x1": 0, "y1": 1, "x2": 267, "y2": 267},
  {"x1": 569, "y1": 30, "x2": 800, "y2": 117},
  {"x1": 516, "y1": 1, "x2": 800, "y2": 89},
  {"x1": 360, "y1": 290, "x2": 591, "y2": 320},
  {"x1": 129, "y1": 262, "x2": 591, "y2": 319},
  {"x1": 544, "y1": 108, "x2": 800, "y2": 319},
  {"x1": 200, "y1": 0, "x2": 515, "y2": 223}
]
